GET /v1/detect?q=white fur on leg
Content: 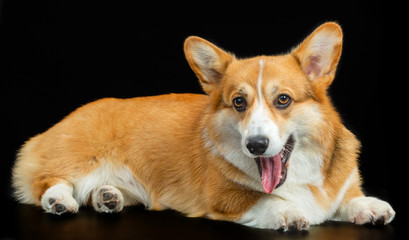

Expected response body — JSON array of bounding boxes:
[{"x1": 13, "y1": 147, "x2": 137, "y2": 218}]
[
  {"x1": 40, "y1": 183, "x2": 79, "y2": 215},
  {"x1": 337, "y1": 196, "x2": 395, "y2": 225}
]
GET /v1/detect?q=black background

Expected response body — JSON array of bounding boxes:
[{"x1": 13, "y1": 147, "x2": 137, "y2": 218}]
[{"x1": 1, "y1": 1, "x2": 403, "y2": 239}]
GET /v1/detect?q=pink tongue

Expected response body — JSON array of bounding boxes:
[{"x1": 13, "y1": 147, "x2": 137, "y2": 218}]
[{"x1": 260, "y1": 154, "x2": 282, "y2": 194}]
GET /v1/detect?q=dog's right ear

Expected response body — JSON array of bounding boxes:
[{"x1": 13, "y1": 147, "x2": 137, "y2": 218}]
[{"x1": 184, "y1": 37, "x2": 234, "y2": 95}]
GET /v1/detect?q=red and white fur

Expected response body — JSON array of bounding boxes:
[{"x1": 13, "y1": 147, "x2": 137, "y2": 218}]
[{"x1": 12, "y1": 22, "x2": 395, "y2": 231}]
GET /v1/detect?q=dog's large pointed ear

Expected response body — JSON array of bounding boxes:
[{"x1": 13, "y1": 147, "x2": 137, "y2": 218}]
[
  {"x1": 292, "y1": 22, "x2": 343, "y2": 87},
  {"x1": 184, "y1": 36, "x2": 234, "y2": 94}
]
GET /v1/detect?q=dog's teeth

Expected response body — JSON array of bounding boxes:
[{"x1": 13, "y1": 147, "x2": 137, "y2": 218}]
[{"x1": 279, "y1": 175, "x2": 283, "y2": 179}]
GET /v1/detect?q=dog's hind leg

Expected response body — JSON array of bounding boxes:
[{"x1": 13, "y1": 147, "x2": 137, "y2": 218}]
[
  {"x1": 34, "y1": 177, "x2": 79, "y2": 215},
  {"x1": 91, "y1": 185, "x2": 124, "y2": 213}
]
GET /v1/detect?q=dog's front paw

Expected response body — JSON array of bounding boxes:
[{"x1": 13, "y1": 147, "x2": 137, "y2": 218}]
[
  {"x1": 269, "y1": 208, "x2": 310, "y2": 231},
  {"x1": 345, "y1": 196, "x2": 395, "y2": 225},
  {"x1": 238, "y1": 198, "x2": 310, "y2": 231},
  {"x1": 239, "y1": 207, "x2": 310, "y2": 231},
  {"x1": 283, "y1": 209, "x2": 310, "y2": 231}
]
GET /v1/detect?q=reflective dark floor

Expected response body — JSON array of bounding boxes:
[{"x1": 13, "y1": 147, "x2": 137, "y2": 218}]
[{"x1": 2, "y1": 200, "x2": 398, "y2": 240}]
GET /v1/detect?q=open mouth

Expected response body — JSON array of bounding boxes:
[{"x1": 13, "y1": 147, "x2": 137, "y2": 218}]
[{"x1": 255, "y1": 135, "x2": 295, "y2": 194}]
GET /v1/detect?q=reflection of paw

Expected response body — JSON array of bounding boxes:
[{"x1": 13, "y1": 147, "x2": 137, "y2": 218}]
[
  {"x1": 92, "y1": 185, "x2": 124, "y2": 213},
  {"x1": 41, "y1": 184, "x2": 79, "y2": 215},
  {"x1": 346, "y1": 196, "x2": 395, "y2": 225}
]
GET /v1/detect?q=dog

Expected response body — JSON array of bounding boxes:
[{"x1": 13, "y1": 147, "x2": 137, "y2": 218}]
[{"x1": 12, "y1": 22, "x2": 395, "y2": 231}]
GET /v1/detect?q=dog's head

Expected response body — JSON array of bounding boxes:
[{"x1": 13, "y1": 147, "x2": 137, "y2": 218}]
[{"x1": 184, "y1": 22, "x2": 343, "y2": 193}]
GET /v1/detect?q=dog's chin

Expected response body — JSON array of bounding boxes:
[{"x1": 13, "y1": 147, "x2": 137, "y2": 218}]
[{"x1": 247, "y1": 135, "x2": 295, "y2": 194}]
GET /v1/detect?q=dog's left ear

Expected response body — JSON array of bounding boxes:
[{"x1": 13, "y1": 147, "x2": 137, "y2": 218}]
[
  {"x1": 292, "y1": 22, "x2": 343, "y2": 87},
  {"x1": 184, "y1": 36, "x2": 234, "y2": 95}
]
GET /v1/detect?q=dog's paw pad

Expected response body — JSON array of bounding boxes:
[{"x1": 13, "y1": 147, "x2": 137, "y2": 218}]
[
  {"x1": 102, "y1": 191, "x2": 118, "y2": 210},
  {"x1": 43, "y1": 196, "x2": 78, "y2": 215},
  {"x1": 41, "y1": 185, "x2": 79, "y2": 215},
  {"x1": 93, "y1": 186, "x2": 124, "y2": 213},
  {"x1": 54, "y1": 203, "x2": 67, "y2": 214},
  {"x1": 48, "y1": 198, "x2": 56, "y2": 205}
]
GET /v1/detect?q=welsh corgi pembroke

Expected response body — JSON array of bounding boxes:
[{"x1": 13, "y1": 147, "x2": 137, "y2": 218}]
[{"x1": 12, "y1": 22, "x2": 395, "y2": 231}]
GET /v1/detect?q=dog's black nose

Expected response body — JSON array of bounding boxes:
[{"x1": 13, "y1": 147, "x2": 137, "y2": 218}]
[{"x1": 246, "y1": 136, "x2": 269, "y2": 155}]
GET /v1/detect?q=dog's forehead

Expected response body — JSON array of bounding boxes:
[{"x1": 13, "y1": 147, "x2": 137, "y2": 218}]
[{"x1": 224, "y1": 55, "x2": 308, "y2": 95}]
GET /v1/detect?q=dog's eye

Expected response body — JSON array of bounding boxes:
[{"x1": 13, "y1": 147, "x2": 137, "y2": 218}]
[
  {"x1": 233, "y1": 97, "x2": 247, "y2": 112},
  {"x1": 275, "y1": 94, "x2": 292, "y2": 108}
]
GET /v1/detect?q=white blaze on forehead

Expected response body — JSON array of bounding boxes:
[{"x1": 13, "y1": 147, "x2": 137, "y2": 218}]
[
  {"x1": 257, "y1": 59, "x2": 264, "y2": 103},
  {"x1": 242, "y1": 59, "x2": 281, "y2": 157}
]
